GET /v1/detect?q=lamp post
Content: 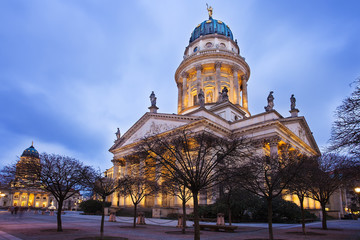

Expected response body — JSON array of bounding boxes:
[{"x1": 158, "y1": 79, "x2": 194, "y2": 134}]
[{"x1": 355, "y1": 187, "x2": 360, "y2": 214}]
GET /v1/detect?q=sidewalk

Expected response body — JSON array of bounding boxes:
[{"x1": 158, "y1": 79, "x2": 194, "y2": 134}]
[{"x1": 0, "y1": 210, "x2": 359, "y2": 240}]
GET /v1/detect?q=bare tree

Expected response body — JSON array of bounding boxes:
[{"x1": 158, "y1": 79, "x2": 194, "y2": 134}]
[
  {"x1": 25, "y1": 153, "x2": 90, "y2": 232},
  {"x1": 141, "y1": 128, "x2": 250, "y2": 240},
  {"x1": 161, "y1": 174, "x2": 192, "y2": 234},
  {"x1": 329, "y1": 78, "x2": 360, "y2": 157},
  {"x1": 286, "y1": 156, "x2": 315, "y2": 235},
  {"x1": 306, "y1": 154, "x2": 357, "y2": 230},
  {"x1": 84, "y1": 169, "x2": 119, "y2": 235},
  {"x1": 118, "y1": 174, "x2": 159, "y2": 228},
  {"x1": 236, "y1": 147, "x2": 304, "y2": 240}
]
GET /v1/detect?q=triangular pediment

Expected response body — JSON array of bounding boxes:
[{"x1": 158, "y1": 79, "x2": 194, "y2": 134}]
[
  {"x1": 109, "y1": 113, "x2": 202, "y2": 152},
  {"x1": 279, "y1": 117, "x2": 320, "y2": 154}
]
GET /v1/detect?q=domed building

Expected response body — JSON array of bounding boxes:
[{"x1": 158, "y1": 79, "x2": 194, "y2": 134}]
[
  {"x1": 0, "y1": 143, "x2": 81, "y2": 210},
  {"x1": 107, "y1": 9, "x2": 351, "y2": 218}
]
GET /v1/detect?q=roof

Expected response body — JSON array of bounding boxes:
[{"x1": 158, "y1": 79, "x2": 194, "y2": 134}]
[{"x1": 189, "y1": 18, "x2": 233, "y2": 43}]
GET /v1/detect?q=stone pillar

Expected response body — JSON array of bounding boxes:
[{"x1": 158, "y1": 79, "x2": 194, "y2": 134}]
[
  {"x1": 241, "y1": 74, "x2": 248, "y2": 109},
  {"x1": 199, "y1": 190, "x2": 207, "y2": 205},
  {"x1": 25, "y1": 193, "x2": 29, "y2": 207},
  {"x1": 154, "y1": 164, "x2": 161, "y2": 207},
  {"x1": 177, "y1": 83, "x2": 182, "y2": 113},
  {"x1": 232, "y1": 66, "x2": 240, "y2": 105},
  {"x1": 215, "y1": 61, "x2": 222, "y2": 101},
  {"x1": 181, "y1": 72, "x2": 188, "y2": 110},
  {"x1": 195, "y1": 65, "x2": 203, "y2": 105},
  {"x1": 113, "y1": 162, "x2": 119, "y2": 179},
  {"x1": 173, "y1": 193, "x2": 179, "y2": 207},
  {"x1": 269, "y1": 138, "x2": 279, "y2": 158}
]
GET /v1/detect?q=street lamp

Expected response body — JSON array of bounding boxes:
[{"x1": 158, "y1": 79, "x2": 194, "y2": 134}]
[
  {"x1": 355, "y1": 187, "x2": 360, "y2": 193},
  {"x1": 0, "y1": 192, "x2": 5, "y2": 198}
]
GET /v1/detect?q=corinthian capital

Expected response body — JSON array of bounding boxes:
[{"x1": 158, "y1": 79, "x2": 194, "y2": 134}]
[
  {"x1": 195, "y1": 64, "x2": 203, "y2": 72},
  {"x1": 241, "y1": 74, "x2": 248, "y2": 81},
  {"x1": 181, "y1": 71, "x2": 189, "y2": 79},
  {"x1": 231, "y1": 65, "x2": 240, "y2": 74}
]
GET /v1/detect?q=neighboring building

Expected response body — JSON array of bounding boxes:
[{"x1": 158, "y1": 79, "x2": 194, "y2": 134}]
[
  {"x1": 107, "y1": 9, "x2": 326, "y2": 218},
  {"x1": 0, "y1": 143, "x2": 81, "y2": 210}
]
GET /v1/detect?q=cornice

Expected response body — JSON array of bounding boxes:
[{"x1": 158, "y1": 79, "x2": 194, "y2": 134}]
[{"x1": 175, "y1": 50, "x2": 250, "y2": 81}]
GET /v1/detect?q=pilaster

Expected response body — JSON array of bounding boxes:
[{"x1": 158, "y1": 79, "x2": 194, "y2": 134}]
[
  {"x1": 181, "y1": 72, "x2": 188, "y2": 110},
  {"x1": 195, "y1": 65, "x2": 203, "y2": 103},
  {"x1": 241, "y1": 74, "x2": 248, "y2": 109},
  {"x1": 215, "y1": 61, "x2": 222, "y2": 101},
  {"x1": 232, "y1": 65, "x2": 240, "y2": 105}
]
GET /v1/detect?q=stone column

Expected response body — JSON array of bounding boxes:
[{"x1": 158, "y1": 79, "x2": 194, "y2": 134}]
[
  {"x1": 241, "y1": 74, "x2": 248, "y2": 109},
  {"x1": 25, "y1": 193, "x2": 29, "y2": 207},
  {"x1": 113, "y1": 161, "x2": 119, "y2": 179},
  {"x1": 269, "y1": 138, "x2": 279, "y2": 158},
  {"x1": 154, "y1": 164, "x2": 162, "y2": 207},
  {"x1": 181, "y1": 72, "x2": 188, "y2": 110},
  {"x1": 177, "y1": 83, "x2": 182, "y2": 113},
  {"x1": 199, "y1": 190, "x2": 207, "y2": 205},
  {"x1": 215, "y1": 61, "x2": 222, "y2": 101},
  {"x1": 232, "y1": 65, "x2": 240, "y2": 105},
  {"x1": 195, "y1": 65, "x2": 203, "y2": 104}
]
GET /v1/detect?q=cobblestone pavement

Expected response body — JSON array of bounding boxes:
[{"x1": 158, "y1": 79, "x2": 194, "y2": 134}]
[{"x1": 0, "y1": 210, "x2": 359, "y2": 240}]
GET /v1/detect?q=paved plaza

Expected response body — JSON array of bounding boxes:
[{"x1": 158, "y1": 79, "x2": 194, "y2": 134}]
[{"x1": 0, "y1": 210, "x2": 359, "y2": 240}]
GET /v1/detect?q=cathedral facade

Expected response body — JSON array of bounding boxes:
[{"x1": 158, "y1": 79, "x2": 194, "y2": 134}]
[{"x1": 108, "y1": 11, "x2": 325, "y2": 217}]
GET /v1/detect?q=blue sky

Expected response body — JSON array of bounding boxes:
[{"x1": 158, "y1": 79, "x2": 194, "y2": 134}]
[{"x1": 1, "y1": 0, "x2": 359, "y2": 171}]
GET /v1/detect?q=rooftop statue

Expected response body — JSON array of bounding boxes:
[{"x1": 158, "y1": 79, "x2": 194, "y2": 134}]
[
  {"x1": 290, "y1": 94, "x2": 296, "y2": 110},
  {"x1": 206, "y1": 4, "x2": 213, "y2": 19},
  {"x1": 115, "y1": 128, "x2": 121, "y2": 139},
  {"x1": 264, "y1": 91, "x2": 274, "y2": 112},
  {"x1": 150, "y1": 91, "x2": 157, "y2": 107},
  {"x1": 198, "y1": 89, "x2": 205, "y2": 108}
]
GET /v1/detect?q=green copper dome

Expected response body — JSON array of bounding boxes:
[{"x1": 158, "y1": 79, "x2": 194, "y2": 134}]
[{"x1": 189, "y1": 18, "x2": 234, "y2": 43}]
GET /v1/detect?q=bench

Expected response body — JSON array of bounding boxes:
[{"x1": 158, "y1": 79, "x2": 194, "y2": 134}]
[{"x1": 198, "y1": 224, "x2": 238, "y2": 232}]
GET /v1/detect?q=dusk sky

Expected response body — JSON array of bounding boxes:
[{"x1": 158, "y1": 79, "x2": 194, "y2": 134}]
[{"x1": 1, "y1": 0, "x2": 359, "y2": 171}]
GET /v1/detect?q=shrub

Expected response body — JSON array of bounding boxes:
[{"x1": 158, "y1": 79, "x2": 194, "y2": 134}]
[{"x1": 80, "y1": 200, "x2": 111, "y2": 215}]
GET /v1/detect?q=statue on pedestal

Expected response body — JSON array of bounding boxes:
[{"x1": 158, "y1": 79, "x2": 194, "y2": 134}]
[
  {"x1": 264, "y1": 91, "x2": 274, "y2": 112},
  {"x1": 198, "y1": 89, "x2": 205, "y2": 108},
  {"x1": 150, "y1": 91, "x2": 157, "y2": 107},
  {"x1": 290, "y1": 94, "x2": 296, "y2": 110},
  {"x1": 115, "y1": 128, "x2": 121, "y2": 139}
]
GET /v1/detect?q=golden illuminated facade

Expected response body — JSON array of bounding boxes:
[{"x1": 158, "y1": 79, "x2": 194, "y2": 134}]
[{"x1": 107, "y1": 10, "x2": 337, "y2": 218}]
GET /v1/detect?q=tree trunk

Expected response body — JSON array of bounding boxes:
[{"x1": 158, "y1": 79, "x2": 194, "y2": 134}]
[
  {"x1": 321, "y1": 202, "x2": 327, "y2": 230},
  {"x1": 267, "y1": 198, "x2": 273, "y2": 240},
  {"x1": 193, "y1": 191, "x2": 200, "y2": 240},
  {"x1": 57, "y1": 200, "x2": 63, "y2": 232},
  {"x1": 133, "y1": 203, "x2": 137, "y2": 228},
  {"x1": 182, "y1": 199, "x2": 187, "y2": 234},
  {"x1": 299, "y1": 197, "x2": 306, "y2": 235},
  {"x1": 228, "y1": 205, "x2": 232, "y2": 226},
  {"x1": 100, "y1": 196, "x2": 105, "y2": 233}
]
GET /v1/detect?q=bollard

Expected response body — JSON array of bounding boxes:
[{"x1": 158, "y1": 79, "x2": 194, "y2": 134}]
[
  {"x1": 34, "y1": 209, "x2": 39, "y2": 214},
  {"x1": 176, "y1": 214, "x2": 183, "y2": 228},
  {"x1": 136, "y1": 212, "x2": 146, "y2": 225},
  {"x1": 216, "y1": 213, "x2": 225, "y2": 226},
  {"x1": 108, "y1": 212, "x2": 116, "y2": 222}
]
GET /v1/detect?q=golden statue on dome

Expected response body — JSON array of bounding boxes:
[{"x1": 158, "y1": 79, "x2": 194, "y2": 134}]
[{"x1": 206, "y1": 4, "x2": 213, "y2": 19}]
